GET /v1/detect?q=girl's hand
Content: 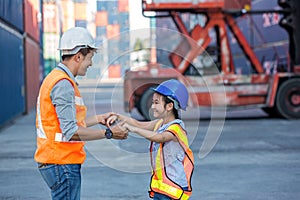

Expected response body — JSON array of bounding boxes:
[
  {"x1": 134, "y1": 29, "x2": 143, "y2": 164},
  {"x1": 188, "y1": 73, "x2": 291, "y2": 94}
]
[
  {"x1": 122, "y1": 122, "x2": 134, "y2": 132},
  {"x1": 97, "y1": 112, "x2": 115, "y2": 125},
  {"x1": 106, "y1": 114, "x2": 118, "y2": 127}
]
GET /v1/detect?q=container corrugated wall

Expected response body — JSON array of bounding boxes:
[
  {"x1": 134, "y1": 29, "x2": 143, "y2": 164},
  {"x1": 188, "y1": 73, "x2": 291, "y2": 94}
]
[
  {"x1": 24, "y1": 0, "x2": 42, "y2": 112},
  {"x1": 0, "y1": 24, "x2": 25, "y2": 126},
  {"x1": 0, "y1": 0, "x2": 24, "y2": 31},
  {"x1": 0, "y1": 0, "x2": 43, "y2": 127},
  {"x1": 24, "y1": 37, "x2": 41, "y2": 111},
  {"x1": 24, "y1": 0, "x2": 40, "y2": 42}
]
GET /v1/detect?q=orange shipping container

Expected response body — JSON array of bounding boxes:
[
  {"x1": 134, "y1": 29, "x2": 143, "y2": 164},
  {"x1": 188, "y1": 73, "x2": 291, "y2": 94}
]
[
  {"x1": 107, "y1": 24, "x2": 120, "y2": 39},
  {"x1": 24, "y1": 0, "x2": 40, "y2": 42},
  {"x1": 108, "y1": 65, "x2": 121, "y2": 78},
  {"x1": 24, "y1": 37, "x2": 40, "y2": 112},
  {"x1": 61, "y1": 0, "x2": 75, "y2": 32},
  {"x1": 95, "y1": 11, "x2": 108, "y2": 26},
  {"x1": 118, "y1": 0, "x2": 129, "y2": 12},
  {"x1": 74, "y1": 3, "x2": 87, "y2": 20}
]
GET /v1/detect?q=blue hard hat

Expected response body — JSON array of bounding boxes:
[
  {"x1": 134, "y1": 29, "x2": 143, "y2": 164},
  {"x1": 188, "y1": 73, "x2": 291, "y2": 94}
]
[{"x1": 152, "y1": 79, "x2": 188, "y2": 110}]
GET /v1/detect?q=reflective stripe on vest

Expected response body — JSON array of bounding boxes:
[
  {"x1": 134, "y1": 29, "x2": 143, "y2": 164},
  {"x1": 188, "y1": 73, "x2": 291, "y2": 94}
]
[
  {"x1": 34, "y1": 69, "x2": 87, "y2": 164},
  {"x1": 149, "y1": 121, "x2": 194, "y2": 200}
]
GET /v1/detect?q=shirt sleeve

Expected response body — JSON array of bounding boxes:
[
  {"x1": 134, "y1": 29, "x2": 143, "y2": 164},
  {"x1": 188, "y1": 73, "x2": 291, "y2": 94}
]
[{"x1": 51, "y1": 79, "x2": 78, "y2": 141}]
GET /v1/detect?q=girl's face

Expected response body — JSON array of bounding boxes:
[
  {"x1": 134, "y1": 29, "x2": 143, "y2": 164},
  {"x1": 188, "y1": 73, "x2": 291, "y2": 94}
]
[{"x1": 151, "y1": 93, "x2": 167, "y2": 118}]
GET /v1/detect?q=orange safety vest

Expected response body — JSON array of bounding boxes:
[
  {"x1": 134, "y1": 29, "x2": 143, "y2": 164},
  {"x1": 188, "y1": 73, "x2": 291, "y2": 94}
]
[
  {"x1": 149, "y1": 120, "x2": 194, "y2": 200},
  {"x1": 34, "y1": 69, "x2": 87, "y2": 164}
]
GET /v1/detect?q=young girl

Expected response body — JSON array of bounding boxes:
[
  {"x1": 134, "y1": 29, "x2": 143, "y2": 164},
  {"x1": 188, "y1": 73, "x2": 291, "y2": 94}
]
[{"x1": 107, "y1": 79, "x2": 194, "y2": 200}]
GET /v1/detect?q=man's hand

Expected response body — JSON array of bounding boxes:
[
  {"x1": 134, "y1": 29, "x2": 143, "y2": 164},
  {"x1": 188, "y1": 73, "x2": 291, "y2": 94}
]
[
  {"x1": 110, "y1": 121, "x2": 128, "y2": 140},
  {"x1": 97, "y1": 112, "x2": 115, "y2": 125},
  {"x1": 106, "y1": 114, "x2": 118, "y2": 127}
]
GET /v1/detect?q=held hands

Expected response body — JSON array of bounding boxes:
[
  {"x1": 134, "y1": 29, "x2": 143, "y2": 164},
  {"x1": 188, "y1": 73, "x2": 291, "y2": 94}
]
[
  {"x1": 105, "y1": 113, "x2": 133, "y2": 132},
  {"x1": 121, "y1": 122, "x2": 135, "y2": 133},
  {"x1": 97, "y1": 112, "x2": 115, "y2": 125},
  {"x1": 102, "y1": 112, "x2": 128, "y2": 140},
  {"x1": 109, "y1": 121, "x2": 128, "y2": 140},
  {"x1": 106, "y1": 114, "x2": 136, "y2": 135}
]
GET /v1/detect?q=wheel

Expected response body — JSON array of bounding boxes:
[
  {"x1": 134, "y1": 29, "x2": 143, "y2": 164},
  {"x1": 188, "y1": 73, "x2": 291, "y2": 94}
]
[
  {"x1": 139, "y1": 88, "x2": 155, "y2": 120},
  {"x1": 275, "y1": 78, "x2": 300, "y2": 119}
]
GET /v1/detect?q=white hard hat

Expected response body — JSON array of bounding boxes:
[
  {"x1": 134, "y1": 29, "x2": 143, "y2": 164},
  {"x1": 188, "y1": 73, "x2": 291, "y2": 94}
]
[{"x1": 58, "y1": 27, "x2": 97, "y2": 56}]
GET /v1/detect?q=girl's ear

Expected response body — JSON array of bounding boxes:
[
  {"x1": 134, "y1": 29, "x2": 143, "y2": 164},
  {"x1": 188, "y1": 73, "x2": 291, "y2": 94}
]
[{"x1": 166, "y1": 102, "x2": 174, "y2": 111}]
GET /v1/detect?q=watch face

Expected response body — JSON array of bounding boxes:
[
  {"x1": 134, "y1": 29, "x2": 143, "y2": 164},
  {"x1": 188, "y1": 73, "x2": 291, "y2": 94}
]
[{"x1": 105, "y1": 129, "x2": 113, "y2": 139}]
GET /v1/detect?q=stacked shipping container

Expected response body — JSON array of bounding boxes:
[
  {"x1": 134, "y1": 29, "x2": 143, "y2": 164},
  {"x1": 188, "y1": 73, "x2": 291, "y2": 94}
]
[
  {"x1": 43, "y1": 1, "x2": 61, "y2": 75},
  {"x1": 0, "y1": 0, "x2": 43, "y2": 126},
  {"x1": 229, "y1": 0, "x2": 289, "y2": 74},
  {"x1": 94, "y1": 0, "x2": 129, "y2": 78},
  {"x1": 0, "y1": 0, "x2": 130, "y2": 126},
  {"x1": 43, "y1": 0, "x2": 95, "y2": 77},
  {"x1": 154, "y1": 0, "x2": 289, "y2": 75}
]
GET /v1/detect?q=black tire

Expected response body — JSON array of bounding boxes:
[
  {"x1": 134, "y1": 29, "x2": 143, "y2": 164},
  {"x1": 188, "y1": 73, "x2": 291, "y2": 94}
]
[
  {"x1": 139, "y1": 88, "x2": 155, "y2": 121},
  {"x1": 275, "y1": 78, "x2": 300, "y2": 119}
]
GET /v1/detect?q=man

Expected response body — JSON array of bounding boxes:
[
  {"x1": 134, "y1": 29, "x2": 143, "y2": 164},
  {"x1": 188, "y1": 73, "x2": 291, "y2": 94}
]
[{"x1": 34, "y1": 27, "x2": 128, "y2": 200}]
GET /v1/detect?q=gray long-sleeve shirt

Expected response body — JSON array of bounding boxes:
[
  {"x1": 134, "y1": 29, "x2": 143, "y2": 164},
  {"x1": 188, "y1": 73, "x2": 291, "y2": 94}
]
[{"x1": 50, "y1": 63, "x2": 78, "y2": 141}]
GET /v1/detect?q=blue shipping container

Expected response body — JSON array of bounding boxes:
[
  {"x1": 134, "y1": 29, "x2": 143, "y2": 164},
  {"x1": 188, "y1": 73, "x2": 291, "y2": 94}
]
[
  {"x1": 0, "y1": 24, "x2": 25, "y2": 126},
  {"x1": 0, "y1": 0, "x2": 24, "y2": 32},
  {"x1": 228, "y1": 0, "x2": 289, "y2": 71},
  {"x1": 75, "y1": 20, "x2": 87, "y2": 28}
]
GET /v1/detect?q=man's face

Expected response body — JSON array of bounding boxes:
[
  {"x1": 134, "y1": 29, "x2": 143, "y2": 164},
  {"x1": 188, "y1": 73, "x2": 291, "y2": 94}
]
[{"x1": 77, "y1": 50, "x2": 95, "y2": 76}]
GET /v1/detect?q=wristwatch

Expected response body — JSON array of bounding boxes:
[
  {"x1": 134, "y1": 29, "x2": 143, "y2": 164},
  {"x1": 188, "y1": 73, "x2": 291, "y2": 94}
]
[{"x1": 105, "y1": 128, "x2": 113, "y2": 139}]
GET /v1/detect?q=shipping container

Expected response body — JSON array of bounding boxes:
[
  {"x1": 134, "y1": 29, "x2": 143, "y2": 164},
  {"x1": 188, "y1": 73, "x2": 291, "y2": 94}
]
[
  {"x1": 228, "y1": 0, "x2": 289, "y2": 74},
  {"x1": 0, "y1": 0, "x2": 24, "y2": 32},
  {"x1": 0, "y1": 24, "x2": 25, "y2": 126},
  {"x1": 43, "y1": 32, "x2": 60, "y2": 60},
  {"x1": 39, "y1": 0, "x2": 44, "y2": 80},
  {"x1": 106, "y1": 1, "x2": 118, "y2": 13},
  {"x1": 97, "y1": 1, "x2": 108, "y2": 11},
  {"x1": 24, "y1": 37, "x2": 40, "y2": 111},
  {"x1": 24, "y1": 0, "x2": 40, "y2": 42},
  {"x1": 97, "y1": 1, "x2": 118, "y2": 12},
  {"x1": 96, "y1": 26, "x2": 107, "y2": 38},
  {"x1": 118, "y1": 0, "x2": 128, "y2": 12},
  {"x1": 44, "y1": 59, "x2": 57, "y2": 76},
  {"x1": 118, "y1": 12, "x2": 129, "y2": 26},
  {"x1": 74, "y1": 2, "x2": 87, "y2": 20},
  {"x1": 61, "y1": 0, "x2": 75, "y2": 32},
  {"x1": 75, "y1": 20, "x2": 87, "y2": 28},
  {"x1": 108, "y1": 64, "x2": 121, "y2": 78},
  {"x1": 95, "y1": 11, "x2": 108, "y2": 26},
  {"x1": 107, "y1": 24, "x2": 120, "y2": 39},
  {"x1": 43, "y1": 3, "x2": 59, "y2": 33},
  {"x1": 108, "y1": 40, "x2": 120, "y2": 63},
  {"x1": 119, "y1": 40, "x2": 129, "y2": 51},
  {"x1": 153, "y1": 0, "x2": 289, "y2": 74},
  {"x1": 108, "y1": 13, "x2": 118, "y2": 25}
]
